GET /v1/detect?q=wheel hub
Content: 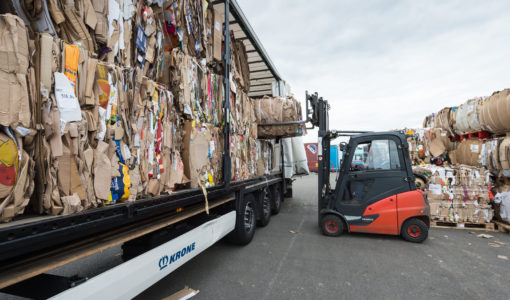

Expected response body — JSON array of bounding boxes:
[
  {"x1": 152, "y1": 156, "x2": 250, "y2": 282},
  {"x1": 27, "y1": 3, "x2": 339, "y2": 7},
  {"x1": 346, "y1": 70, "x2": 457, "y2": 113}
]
[
  {"x1": 407, "y1": 225, "x2": 421, "y2": 237},
  {"x1": 325, "y1": 220, "x2": 339, "y2": 233},
  {"x1": 244, "y1": 203, "x2": 254, "y2": 232},
  {"x1": 263, "y1": 189, "x2": 271, "y2": 217}
]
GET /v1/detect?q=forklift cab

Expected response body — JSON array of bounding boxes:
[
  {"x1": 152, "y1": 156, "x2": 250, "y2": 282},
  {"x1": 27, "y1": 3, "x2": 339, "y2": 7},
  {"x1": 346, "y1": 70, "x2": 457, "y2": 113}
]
[
  {"x1": 336, "y1": 132, "x2": 415, "y2": 206},
  {"x1": 321, "y1": 132, "x2": 430, "y2": 242}
]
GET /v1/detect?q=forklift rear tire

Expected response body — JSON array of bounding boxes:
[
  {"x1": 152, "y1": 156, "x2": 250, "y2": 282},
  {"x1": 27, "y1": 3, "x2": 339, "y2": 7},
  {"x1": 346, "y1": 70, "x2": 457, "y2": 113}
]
[
  {"x1": 320, "y1": 214, "x2": 344, "y2": 237},
  {"x1": 227, "y1": 194, "x2": 256, "y2": 245},
  {"x1": 401, "y1": 218, "x2": 428, "y2": 243},
  {"x1": 257, "y1": 188, "x2": 272, "y2": 227}
]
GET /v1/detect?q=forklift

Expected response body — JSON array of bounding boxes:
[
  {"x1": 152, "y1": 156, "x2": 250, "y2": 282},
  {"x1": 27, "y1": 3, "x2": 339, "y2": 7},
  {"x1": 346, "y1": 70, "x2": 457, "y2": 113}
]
[{"x1": 305, "y1": 92, "x2": 430, "y2": 243}]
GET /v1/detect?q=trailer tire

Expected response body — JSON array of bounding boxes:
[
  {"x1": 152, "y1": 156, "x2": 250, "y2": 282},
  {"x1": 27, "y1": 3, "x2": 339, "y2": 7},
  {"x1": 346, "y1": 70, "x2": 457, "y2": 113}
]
[
  {"x1": 320, "y1": 214, "x2": 343, "y2": 237},
  {"x1": 228, "y1": 194, "x2": 256, "y2": 245},
  {"x1": 271, "y1": 185, "x2": 282, "y2": 215},
  {"x1": 401, "y1": 218, "x2": 428, "y2": 243},
  {"x1": 257, "y1": 188, "x2": 272, "y2": 227}
]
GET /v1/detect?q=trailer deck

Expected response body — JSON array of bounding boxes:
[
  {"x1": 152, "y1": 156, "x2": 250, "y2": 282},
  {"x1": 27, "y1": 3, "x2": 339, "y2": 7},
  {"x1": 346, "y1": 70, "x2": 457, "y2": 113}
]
[{"x1": 0, "y1": 175, "x2": 283, "y2": 264}]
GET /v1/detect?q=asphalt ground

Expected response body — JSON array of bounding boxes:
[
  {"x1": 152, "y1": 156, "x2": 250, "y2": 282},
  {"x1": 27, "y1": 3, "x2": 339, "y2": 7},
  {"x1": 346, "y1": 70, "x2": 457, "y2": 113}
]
[
  {"x1": 138, "y1": 174, "x2": 510, "y2": 299},
  {"x1": 2, "y1": 174, "x2": 510, "y2": 299}
]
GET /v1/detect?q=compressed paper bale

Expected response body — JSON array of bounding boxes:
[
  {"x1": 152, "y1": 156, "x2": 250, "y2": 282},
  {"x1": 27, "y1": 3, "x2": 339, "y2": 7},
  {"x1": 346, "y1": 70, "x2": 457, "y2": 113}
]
[
  {"x1": 0, "y1": 16, "x2": 31, "y2": 127},
  {"x1": 0, "y1": 4, "x2": 287, "y2": 222},
  {"x1": 93, "y1": 141, "x2": 112, "y2": 201},
  {"x1": 0, "y1": 14, "x2": 29, "y2": 74},
  {"x1": 479, "y1": 89, "x2": 510, "y2": 134},
  {"x1": 450, "y1": 139, "x2": 483, "y2": 167},
  {"x1": 434, "y1": 107, "x2": 455, "y2": 136},
  {"x1": 182, "y1": 122, "x2": 213, "y2": 188},
  {"x1": 0, "y1": 151, "x2": 34, "y2": 222},
  {"x1": 61, "y1": 193, "x2": 83, "y2": 216},
  {"x1": 499, "y1": 136, "x2": 510, "y2": 174}
]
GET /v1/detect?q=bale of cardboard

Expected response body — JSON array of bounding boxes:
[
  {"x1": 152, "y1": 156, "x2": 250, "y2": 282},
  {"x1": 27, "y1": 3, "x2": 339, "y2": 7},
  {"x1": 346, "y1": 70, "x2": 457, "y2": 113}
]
[
  {"x1": 0, "y1": 1, "x2": 287, "y2": 222},
  {"x1": 420, "y1": 164, "x2": 493, "y2": 223},
  {"x1": 253, "y1": 96, "x2": 305, "y2": 139}
]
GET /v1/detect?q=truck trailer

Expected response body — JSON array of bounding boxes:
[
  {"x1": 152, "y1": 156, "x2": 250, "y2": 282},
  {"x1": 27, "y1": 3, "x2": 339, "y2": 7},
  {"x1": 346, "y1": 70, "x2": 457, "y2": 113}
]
[{"x1": 0, "y1": 0, "x2": 304, "y2": 298}]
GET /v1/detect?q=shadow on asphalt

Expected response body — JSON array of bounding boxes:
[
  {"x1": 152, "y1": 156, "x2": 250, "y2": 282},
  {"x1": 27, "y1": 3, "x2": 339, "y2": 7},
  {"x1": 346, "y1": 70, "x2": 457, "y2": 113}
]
[{"x1": 340, "y1": 232, "x2": 403, "y2": 241}]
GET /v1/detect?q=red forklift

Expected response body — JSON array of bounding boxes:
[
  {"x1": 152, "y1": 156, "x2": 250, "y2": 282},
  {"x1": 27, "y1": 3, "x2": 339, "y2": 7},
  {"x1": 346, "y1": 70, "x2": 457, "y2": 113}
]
[{"x1": 305, "y1": 92, "x2": 430, "y2": 242}]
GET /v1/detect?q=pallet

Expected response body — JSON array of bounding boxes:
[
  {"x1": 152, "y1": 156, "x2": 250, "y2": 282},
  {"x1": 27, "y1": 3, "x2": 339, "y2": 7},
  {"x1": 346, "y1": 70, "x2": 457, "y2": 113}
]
[
  {"x1": 495, "y1": 221, "x2": 510, "y2": 234},
  {"x1": 431, "y1": 220, "x2": 495, "y2": 231},
  {"x1": 457, "y1": 131, "x2": 492, "y2": 141}
]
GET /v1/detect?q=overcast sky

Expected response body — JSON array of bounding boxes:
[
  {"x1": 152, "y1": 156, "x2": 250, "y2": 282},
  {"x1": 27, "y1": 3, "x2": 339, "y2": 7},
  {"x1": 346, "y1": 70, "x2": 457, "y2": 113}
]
[{"x1": 237, "y1": 0, "x2": 510, "y2": 142}]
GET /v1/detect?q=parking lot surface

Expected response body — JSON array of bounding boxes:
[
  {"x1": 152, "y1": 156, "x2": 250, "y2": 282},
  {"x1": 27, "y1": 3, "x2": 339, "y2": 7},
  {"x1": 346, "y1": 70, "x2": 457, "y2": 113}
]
[{"x1": 137, "y1": 174, "x2": 510, "y2": 299}]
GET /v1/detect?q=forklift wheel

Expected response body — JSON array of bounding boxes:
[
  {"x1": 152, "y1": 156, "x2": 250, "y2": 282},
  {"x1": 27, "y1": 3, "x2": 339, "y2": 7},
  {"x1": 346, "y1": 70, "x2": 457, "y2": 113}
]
[
  {"x1": 401, "y1": 218, "x2": 428, "y2": 243},
  {"x1": 320, "y1": 215, "x2": 344, "y2": 237}
]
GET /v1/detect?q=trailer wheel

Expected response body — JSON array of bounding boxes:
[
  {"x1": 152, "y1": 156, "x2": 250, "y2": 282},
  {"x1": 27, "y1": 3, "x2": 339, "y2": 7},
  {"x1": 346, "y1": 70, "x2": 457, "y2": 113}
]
[
  {"x1": 401, "y1": 218, "x2": 428, "y2": 243},
  {"x1": 228, "y1": 194, "x2": 256, "y2": 245},
  {"x1": 257, "y1": 188, "x2": 271, "y2": 227},
  {"x1": 271, "y1": 185, "x2": 282, "y2": 215},
  {"x1": 320, "y1": 214, "x2": 343, "y2": 237}
]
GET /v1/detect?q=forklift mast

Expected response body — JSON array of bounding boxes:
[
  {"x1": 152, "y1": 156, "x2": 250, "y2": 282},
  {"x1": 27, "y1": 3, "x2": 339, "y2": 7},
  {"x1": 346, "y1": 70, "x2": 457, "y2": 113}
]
[
  {"x1": 305, "y1": 92, "x2": 329, "y2": 219},
  {"x1": 305, "y1": 92, "x2": 367, "y2": 222}
]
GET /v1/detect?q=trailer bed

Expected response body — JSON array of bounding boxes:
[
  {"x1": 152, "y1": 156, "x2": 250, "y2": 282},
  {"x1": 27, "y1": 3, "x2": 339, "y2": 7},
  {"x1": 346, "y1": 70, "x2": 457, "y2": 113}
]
[{"x1": 0, "y1": 175, "x2": 283, "y2": 264}]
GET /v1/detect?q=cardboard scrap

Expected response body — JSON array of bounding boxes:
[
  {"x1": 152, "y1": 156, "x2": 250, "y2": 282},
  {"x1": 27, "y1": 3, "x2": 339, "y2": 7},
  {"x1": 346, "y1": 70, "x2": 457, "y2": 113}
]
[
  {"x1": 477, "y1": 234, "x2": 494, "y2": 239},
  {"x1": 162, "y1": 286, "x2": 199, "y2": 300}
]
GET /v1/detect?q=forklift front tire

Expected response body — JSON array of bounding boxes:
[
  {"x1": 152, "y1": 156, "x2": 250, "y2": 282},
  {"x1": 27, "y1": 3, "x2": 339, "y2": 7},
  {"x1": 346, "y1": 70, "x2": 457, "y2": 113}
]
[
  {"x1": 401, "y1": 218, "x2": 428, "y2": 243},
  {"x1": 320, "y1": 214, "x2": 344, "y2": 237}
]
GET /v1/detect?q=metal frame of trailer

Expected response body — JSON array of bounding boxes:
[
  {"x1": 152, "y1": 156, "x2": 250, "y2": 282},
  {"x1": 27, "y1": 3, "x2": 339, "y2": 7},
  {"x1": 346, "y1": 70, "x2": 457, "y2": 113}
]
[
  {"x1": 0, "y1": 175, "x2": 282, "y2": 262},
  {"x1": 0, "y1": 0, "x2": 291, "y2": 298}
]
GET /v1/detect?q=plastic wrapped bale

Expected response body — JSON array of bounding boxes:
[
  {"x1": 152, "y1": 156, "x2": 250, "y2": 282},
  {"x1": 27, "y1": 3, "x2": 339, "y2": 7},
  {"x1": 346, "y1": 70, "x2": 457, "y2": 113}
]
[
  {"x1": 282, "y1": 137, "x2": 309, "y2": 178},
  {"x1": 453, "y1": 98, "x2": 484, "y2": 134},
  {"x1": 499, "y1": 136, "x2": 510, "y2": 177},
  {"x1": 494, "y1": 189, "x2": 510, "y2": 223},
  {"x1": 480, "y1": 138, "x2": 502, "y2": 175}
]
